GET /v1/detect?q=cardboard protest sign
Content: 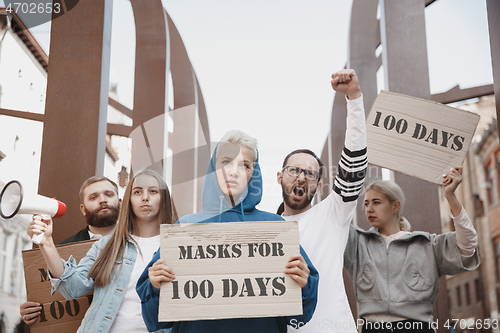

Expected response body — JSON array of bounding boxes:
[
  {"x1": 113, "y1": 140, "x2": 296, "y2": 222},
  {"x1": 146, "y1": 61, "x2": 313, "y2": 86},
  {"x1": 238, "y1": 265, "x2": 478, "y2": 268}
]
[
  {"x1": 159, "y1": 221, "x2": 301, "y2": 322},
  {"x1": 366, "y1": 90, "x2": 480, "y2": 184},
  {"x1": 22, "y1": 240, "x2": 95, "y2": 333}
]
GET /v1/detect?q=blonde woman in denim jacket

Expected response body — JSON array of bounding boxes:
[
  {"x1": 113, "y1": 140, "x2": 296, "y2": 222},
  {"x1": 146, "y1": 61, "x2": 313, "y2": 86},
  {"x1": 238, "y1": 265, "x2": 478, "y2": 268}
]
[
  {"x1": 344, "y1": 167, "x2": 479, "y2": 332},
  {"x1": 28, "y1": 170, "x2": 175, "y2": 333}
]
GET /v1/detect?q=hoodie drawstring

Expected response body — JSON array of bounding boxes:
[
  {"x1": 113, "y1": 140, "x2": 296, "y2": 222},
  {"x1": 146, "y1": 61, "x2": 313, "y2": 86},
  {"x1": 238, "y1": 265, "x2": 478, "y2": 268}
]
[
  {"x1": 239, "y1": 198, "x2": 246, "y2": 221},
  {"x1": 218, "y1": 196, "x2": 246, "y2": 222},
  {"x1": 219, "y1": 196, "x2": 224, "y2": 223}
]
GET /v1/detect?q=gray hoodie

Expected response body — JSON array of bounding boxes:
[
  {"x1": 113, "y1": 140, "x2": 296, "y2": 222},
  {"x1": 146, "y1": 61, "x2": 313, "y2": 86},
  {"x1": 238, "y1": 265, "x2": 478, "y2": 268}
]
[{"x1": 344, "y1": 224, "x2": 479, "y2": 322}]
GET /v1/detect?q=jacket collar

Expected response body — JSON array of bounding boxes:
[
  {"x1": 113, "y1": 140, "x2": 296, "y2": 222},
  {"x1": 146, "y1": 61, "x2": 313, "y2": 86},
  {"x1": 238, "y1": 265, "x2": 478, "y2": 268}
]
[
  {"x1": 357, "y1": 226, "x2": 431, "y2": 241},
  {"x1": 101, "y1": 235, "x2": 137, "y2": 263}
]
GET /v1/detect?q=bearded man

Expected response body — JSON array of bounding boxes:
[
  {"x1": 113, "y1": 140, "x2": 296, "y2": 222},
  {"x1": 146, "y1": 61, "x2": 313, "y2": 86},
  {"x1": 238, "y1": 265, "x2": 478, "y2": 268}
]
[{"x1": 61, "y1": 175, "x2": 121, "y2": 242}]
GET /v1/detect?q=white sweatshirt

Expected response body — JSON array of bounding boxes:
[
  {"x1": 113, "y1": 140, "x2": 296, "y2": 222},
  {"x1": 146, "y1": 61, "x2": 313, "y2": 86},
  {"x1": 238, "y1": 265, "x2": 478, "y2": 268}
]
[{"x1": 285, "y1": 96, "x2": 367, "y2": 333}]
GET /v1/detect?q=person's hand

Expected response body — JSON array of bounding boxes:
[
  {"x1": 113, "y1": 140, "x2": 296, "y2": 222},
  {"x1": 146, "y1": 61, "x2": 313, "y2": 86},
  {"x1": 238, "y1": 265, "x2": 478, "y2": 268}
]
[
  {"x1": 148, "y1": 259, "x2": 175, "y2": 289},
  {"x1": 331, "y1": 69, "x2": 361, "y2": 100},
  {"x1": 284, "y1": 254, "x2": 310, "y2": 288},
  {"x1": 28, "y1": 214, "x2": 53, "y2": 245},
  {"x1": 442, "y1": 166, "x2": 463, "y2": 217},
  {"x1": 20, "y1": 301, "x2": 42, "y2": 325},
  {"x1": 442, "y1": 166, "x2": 463, "y2": 197}
]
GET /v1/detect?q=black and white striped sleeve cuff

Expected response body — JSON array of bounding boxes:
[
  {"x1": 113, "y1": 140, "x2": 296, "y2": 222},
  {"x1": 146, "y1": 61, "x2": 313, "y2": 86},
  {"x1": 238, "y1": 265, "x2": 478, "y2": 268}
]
[{"x1": 333, "y1": 146, "x2": 367, "y2": 202}]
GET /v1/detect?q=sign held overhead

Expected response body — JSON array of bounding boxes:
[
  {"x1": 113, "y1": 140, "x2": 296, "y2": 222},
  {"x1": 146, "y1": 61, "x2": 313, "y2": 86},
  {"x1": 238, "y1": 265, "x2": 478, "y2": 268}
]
[{"x1": 366, "y1": 90, "x2": 480, "y2": 184}]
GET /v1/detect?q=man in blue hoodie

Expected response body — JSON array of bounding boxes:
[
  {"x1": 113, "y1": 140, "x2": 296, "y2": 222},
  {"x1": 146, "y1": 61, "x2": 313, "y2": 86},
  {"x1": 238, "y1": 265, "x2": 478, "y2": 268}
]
[{"x1": 136, "y1": 130, "x2": 319, "y2": 333}]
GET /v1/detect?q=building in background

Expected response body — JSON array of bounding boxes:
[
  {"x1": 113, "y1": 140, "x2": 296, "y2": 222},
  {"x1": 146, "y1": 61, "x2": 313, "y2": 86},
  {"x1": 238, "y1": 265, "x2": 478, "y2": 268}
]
[
  {"x1": 0, "y1": 10, "x2": 48, "y2": 333},
  {"x1": 443, "y1": 95, "x2": 499, "y2": 333},
  {"x1": 0, "y1": 10, "x2": 130, "y2": 332},
  {"x1": 0, "y1": 6, "x2": 211, "y2": 331}
]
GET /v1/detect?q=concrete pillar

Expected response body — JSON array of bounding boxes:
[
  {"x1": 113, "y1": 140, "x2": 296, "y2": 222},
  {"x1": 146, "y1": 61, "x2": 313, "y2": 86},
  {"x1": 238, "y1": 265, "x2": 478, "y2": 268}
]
[
  {"x1": 380, "y1": 0, "x2": 449, "y2": 329},
  {"x1": 130, "y1": 0, "x2": 169, "y2": 176},
  {"x1": 348, "y1": 0, "x2": 383, "y2": 231},
  {"x1": 486, "y1": 0, "x2": 500, "y2": 142},
  {"x1": 38, "y1": 0, "x2": 113, "y2": 244}
]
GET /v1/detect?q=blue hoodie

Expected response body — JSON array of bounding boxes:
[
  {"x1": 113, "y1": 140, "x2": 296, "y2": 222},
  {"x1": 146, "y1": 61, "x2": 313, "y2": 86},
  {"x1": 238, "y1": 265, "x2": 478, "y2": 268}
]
[{"x1": 136, "y1": 144, "x2": 319, "y2": 333}]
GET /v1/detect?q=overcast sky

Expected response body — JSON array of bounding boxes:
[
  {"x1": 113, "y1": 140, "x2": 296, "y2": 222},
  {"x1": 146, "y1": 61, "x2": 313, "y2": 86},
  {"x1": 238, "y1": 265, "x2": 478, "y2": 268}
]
[{"x1": 2, "y1": 0, "x2": 494, "y2": 212}]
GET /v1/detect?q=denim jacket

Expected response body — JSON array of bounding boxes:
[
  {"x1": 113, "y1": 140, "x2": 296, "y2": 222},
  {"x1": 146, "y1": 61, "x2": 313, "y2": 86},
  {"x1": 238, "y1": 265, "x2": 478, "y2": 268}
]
[{"x1": 50, "y1": 235, "x2": 170, "y2": 333}]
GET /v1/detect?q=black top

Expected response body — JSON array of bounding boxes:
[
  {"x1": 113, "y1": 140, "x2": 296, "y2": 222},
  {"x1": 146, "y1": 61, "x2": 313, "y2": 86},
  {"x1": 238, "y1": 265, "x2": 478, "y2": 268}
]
[{"x1": 58, "y1": 226, "x2": 91, "y2": 245}]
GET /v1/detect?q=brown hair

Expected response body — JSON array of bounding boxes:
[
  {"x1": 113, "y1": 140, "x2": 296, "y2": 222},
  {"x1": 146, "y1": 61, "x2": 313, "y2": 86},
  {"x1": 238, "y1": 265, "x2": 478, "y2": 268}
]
[
  {"x1": 79, "y1": 175, "x2": 119, "y2": 203},
  {"x1": 88, "y1": 169, "x2": 176, "y2": 287}
]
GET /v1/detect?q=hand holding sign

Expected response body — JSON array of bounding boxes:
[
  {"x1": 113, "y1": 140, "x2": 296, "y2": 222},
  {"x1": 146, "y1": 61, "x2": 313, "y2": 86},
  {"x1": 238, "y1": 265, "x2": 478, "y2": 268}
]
[
  {"x1": 331, "y1": 69, "x2": 362, "y2": 100},
  {"x1": 149, "y1": 259, "x2": 175, "y2": 289},
  {"x1": 442, "y1": 167, "x2": 463, "y2": 194},
  {"x1": 442, "y1": 166, "x2": 464, "y2": 217},
  {"x1": 284, "y1": 254, "x2": 309, "y2": 288},
  {"x1": 20, "y1": 301, "x2": 42, "y2": 325}
]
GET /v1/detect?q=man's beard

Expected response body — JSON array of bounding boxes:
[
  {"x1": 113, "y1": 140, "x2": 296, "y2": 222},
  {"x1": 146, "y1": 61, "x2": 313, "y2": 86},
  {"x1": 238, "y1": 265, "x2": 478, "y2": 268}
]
[
  {"x1": 85, "y1": 204, "x2": 120, "y2": 228},
  {"x1": 282, "y1": 183, "x2": 317, "y2": 212}
]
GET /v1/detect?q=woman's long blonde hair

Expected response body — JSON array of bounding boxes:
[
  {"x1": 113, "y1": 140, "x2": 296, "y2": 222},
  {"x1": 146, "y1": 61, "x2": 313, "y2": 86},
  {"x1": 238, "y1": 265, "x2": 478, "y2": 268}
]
[
  {"x1": 89, "y1": 169, "x2": 177, "y2": 287},
  {"x1": 366, "y1": 180, "x2": 411, "y2": 232}
]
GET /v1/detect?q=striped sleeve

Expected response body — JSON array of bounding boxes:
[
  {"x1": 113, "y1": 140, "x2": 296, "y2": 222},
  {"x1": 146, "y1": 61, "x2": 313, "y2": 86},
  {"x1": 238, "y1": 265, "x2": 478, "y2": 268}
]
[
  {"x1": 332, "y1": 95, "x2": 367, "y2": 202},
  {"x1": 333, "y1": 147, "x2": 367, "y2": 202}
]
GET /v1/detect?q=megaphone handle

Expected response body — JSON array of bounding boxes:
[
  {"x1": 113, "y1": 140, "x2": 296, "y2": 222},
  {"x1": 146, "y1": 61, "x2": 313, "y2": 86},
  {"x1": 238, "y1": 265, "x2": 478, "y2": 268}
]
[{"x1": 32, "y1": 231, "x2": 44, "y2": 245}]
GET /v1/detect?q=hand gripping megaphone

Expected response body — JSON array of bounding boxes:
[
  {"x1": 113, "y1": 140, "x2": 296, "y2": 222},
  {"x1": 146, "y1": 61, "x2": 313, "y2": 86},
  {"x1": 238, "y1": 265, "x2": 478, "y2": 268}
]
[{"x1": 0, "y1": 180, "x2": 66, "y2": 244}]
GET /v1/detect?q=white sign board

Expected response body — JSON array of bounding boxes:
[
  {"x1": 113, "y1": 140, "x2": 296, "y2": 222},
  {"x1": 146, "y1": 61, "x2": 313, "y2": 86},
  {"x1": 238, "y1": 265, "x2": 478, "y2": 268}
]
[
  {"x1": 159, "y1": 221, "x2": 301, "y2": 322},
  {"x1": 366, "y1": 90, "x2": 480, "y2": 184}
]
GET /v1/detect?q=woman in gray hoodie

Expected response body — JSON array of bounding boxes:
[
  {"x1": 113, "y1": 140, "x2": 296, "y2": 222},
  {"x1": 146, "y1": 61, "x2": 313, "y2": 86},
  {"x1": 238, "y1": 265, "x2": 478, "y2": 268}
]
[{"x1": 344, "y1": 167, "x2": 479, "y2": 332}]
